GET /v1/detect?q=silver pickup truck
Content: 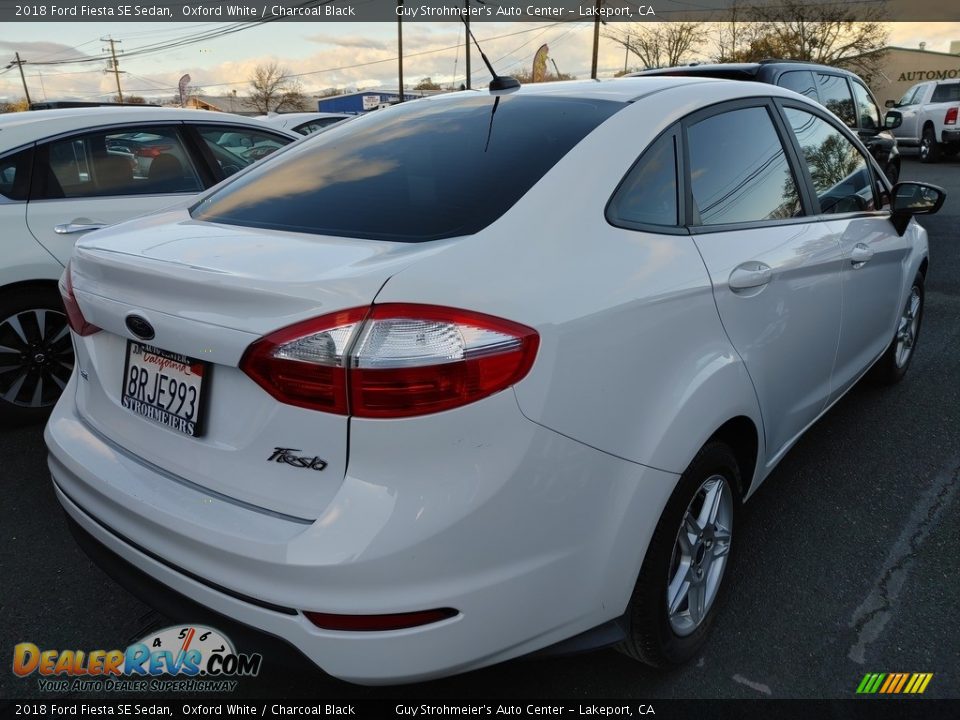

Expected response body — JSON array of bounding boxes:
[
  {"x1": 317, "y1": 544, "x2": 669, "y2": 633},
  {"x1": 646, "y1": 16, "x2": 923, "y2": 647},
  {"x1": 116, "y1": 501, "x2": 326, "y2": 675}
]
[{"x1": 885, "y1": 79, "x2": 960, "y2": 163}]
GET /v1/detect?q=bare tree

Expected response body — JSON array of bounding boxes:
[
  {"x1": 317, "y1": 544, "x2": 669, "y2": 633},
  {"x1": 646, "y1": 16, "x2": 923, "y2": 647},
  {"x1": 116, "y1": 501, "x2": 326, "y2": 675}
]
[
  {"x1": 113, "y1": 94, "x2": 145, "y2": 104},
  {"x1": 714, "y1": 0, "x2": 889, "y2": 81},
  {"x1": 0, "y1": 98, "x2": 30, "y2": 113},
  {"x1": 248, "y1": 62, "x2": 308, "y2": 113},
  {"x1": 605, "y1": 23, "x2": 709, "y2": 71},
  {"x1": 414, "y1": 77, "x2": 441, "y2": 91}
]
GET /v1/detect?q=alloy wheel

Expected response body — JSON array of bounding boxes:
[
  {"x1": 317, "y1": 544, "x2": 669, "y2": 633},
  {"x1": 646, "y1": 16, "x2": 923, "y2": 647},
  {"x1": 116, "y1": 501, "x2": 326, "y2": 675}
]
[
  {"x1": 0, "y1": 308, "x2": 74, "y2": 408},
  {"x1": 666, "y1": 474, "x2": 733, "y2": 637},
  {"x1": 895, "y1": 286, "x2": 922, "y2": 369}
]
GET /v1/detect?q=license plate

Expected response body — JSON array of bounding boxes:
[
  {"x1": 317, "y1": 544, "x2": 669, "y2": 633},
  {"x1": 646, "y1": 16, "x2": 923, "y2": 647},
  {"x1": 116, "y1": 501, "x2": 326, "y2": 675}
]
[{"x1": 121, "y1": 341, "x2": 208, "y2": 437}]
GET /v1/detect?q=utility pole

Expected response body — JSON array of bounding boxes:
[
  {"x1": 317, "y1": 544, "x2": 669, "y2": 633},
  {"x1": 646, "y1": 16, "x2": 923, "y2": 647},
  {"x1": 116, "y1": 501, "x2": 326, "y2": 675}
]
[
  {"x1": 464, "y1": 0, "x2": 471, "y2": 89},
  {"x1": 101, "y1": 36, "x2": 123, "y2": 103},
  {"x1": 396, "y1": 0, "x2": 404, "y2": 102},
  {"x1": 12, "y1": 52, "x2": 31, "y2": 106},
  {"x1": 591, "y1": 0, "x2": 602, "y2": 79}
]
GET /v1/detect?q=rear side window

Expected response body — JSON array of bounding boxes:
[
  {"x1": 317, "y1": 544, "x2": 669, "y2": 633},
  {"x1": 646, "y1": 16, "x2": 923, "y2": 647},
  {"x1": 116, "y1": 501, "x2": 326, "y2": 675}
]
[
  {"x1": 931, "y1": 83, "x2": 960, "y2": 103},
  {"x1": 192, "y1": 95, "x2": 621, "y2": 242},
  {"x1": 35, "y1": 126, "x2": 201, "y2": 199},
  {"x1": 784, "y1": 107, "x2": 876, "y2": 214},
  {"x1": 816, "y1": 74, "x2": 856, "y2": 128},
  {"x1": 851, "y1": 82, "x2": 881, "y2": 131},
  {"x1": 0, "y1": 146, "x2": 33, "y2": 201},
  {"x1": 607, "y1": 132, "x2": 678, "y2": 228},
  {"x1": 687, "y1": 106, "x2": 802, "y2": 225},
  {"x1": 779, "y1": 71, "x2": 819, "y2": 100},
  {"x1": 294, "y1": 118, "x2": 344, "y2": 135}
]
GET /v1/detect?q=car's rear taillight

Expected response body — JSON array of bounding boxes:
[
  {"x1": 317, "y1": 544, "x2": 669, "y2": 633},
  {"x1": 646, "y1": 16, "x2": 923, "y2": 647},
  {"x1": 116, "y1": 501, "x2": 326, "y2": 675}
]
[
  {"x1": 240, "y1": 304, "x2": 539, "y2": 418},
  {"x1": 945, "y1": 107, "x2": 958, "y2": 126},
  {"x1": 60, "y1": 262, "x2": 101, "y2": 337}
]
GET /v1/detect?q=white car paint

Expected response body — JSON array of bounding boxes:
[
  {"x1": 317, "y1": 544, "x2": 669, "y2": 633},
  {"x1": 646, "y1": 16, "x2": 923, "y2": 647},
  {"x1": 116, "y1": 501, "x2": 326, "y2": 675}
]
[{"x1": 45, "y1": 79, "x2": 931, "y2": 683}]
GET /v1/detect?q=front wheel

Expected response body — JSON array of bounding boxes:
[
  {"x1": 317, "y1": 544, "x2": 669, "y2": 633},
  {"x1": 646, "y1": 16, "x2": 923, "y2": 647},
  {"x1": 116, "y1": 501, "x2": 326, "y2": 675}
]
[
  {"x1": 870, "y1": 272, "x2": 924, "y2": 385},
  {"x1": 617, "y1": 442, "x2": 740, "y2": 667},
  {"x1": 920, "y1": 126, "x2": 940, "y2": 163},
  {"x1": 0, "y1": 286, "x2": 75, "y2": 426}
]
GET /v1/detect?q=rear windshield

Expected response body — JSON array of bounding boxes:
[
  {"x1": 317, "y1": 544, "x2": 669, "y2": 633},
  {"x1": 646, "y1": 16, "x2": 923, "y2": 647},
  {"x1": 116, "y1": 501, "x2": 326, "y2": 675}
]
[{"x1": 191, "y1": 93, "x2": 621, "y2": 242}]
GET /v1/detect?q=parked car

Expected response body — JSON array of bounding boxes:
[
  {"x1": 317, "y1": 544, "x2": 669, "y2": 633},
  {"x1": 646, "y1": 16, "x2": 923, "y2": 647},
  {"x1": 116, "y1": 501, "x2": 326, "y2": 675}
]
[
  {"x1": 0, "y1": 107, "x2": 297, "y2": 424},
  {"x1": 884, "y1": 79, "x2": 960, "y2": 163},
  {"x1": 47, "y1": 77, "x2": 942, "y2": 684},
  {"x1": 256, "y1": 111, "x2": 351, "y2": 136},
  {"x1": 633, "y1": 60, "x2": 903, "y2": 183}
]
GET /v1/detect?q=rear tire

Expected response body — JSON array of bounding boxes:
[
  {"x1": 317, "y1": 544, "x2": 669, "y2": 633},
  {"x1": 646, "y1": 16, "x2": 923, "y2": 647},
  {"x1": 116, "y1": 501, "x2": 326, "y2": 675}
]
[
  {"x1": 870, "y1": 271, "x2": 924, "y2": 385},
  {"x1": 0, "y1": 286, "x2": 74, "y2": 427},
  {"x1": 920, "y1": 126, "x2": 940, "y2": 163},
  {"x1": 617, "y1": 442, "x2": 740, "y2": 668}
]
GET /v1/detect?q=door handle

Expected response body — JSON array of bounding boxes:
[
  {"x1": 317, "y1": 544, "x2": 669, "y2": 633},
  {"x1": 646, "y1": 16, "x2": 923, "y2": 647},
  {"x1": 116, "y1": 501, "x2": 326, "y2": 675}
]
[
  {"x1": 54, "y1": 222, "x2": 105, "y2": 235},
  {"x1": 728, "y1": 262, "x2": 773, "y2": 291},
  {"x1": 850, "y1": 243, "x2": 874, "y2": 267}
]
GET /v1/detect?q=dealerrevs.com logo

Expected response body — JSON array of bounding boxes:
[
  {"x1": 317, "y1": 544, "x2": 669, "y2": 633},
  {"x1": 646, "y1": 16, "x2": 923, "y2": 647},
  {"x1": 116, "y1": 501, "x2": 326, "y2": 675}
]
[{"x1": 13, "y1": 625, "x2": 262, "y2": 693}]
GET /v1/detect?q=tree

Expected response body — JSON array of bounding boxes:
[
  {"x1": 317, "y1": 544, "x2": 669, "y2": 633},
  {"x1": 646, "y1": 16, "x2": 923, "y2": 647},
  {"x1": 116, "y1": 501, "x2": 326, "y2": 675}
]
[
  {"x1": 113, "y1": 94, "x2": 145, "y2": 104},
  {"x1": 511, "y1": 68, "x2": 576, "y2": 84},
  {"x1": 605, "y1": 23, "x2": 709, "y2": 71},
  {"x1": 0, "y1": 98, "x2": 29, "y2": 113},
  {"x1": 414, "y1": 77, "x2": 441, "y2": 91},
  {"x1": 248, "y1": 62, "x2": 307, "y2": 113},
  {"x1": 712, "y1": 0, "x2": 889, "y2": 81}
]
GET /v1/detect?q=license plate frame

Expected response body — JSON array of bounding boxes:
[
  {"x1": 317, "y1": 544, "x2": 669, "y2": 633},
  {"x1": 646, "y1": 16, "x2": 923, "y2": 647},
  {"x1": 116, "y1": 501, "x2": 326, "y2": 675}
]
[{"x1": 120, "y1": 340, "x2": 209, "y2": 437}]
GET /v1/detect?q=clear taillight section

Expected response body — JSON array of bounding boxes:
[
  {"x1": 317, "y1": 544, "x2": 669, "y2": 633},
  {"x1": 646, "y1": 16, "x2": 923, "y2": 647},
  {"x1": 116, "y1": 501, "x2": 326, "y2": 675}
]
[
  {"x1": 59, "y1": 261, "x2": 101, "y2": 337},
  {"x1": 240, "y1": 304, "x2": 539, "y2": 418},
  {"x1": 945, "y1": 107, "x2": 958, "y2": 126}
]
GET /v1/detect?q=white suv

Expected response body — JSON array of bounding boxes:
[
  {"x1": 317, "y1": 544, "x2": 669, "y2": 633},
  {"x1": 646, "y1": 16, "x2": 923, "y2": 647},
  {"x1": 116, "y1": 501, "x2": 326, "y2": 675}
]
[
  {"x1": 46, "y1": 78, "x2": 942, "y2": 683},
  {"x1": 0, "y1": 107, "x2": 296, "y2": 424}
]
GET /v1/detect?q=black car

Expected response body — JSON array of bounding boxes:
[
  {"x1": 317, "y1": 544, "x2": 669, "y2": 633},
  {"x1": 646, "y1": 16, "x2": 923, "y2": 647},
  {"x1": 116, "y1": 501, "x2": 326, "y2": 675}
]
[{"x1": 632, "y1": 60, "x2": 901, "y2": 184}]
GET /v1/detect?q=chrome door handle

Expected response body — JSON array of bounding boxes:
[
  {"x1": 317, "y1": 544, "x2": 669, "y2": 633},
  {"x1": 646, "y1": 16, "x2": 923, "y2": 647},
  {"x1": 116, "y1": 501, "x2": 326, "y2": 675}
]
[
  {"x1": 54, "y1": 222, "x2": 105, "y2": 235},
  {"x1": 850, "y1": 243, "x2": 874, "y2": 267},
  {"x1": 729, "y1": 262, "x2": 773, "y2": 291}
]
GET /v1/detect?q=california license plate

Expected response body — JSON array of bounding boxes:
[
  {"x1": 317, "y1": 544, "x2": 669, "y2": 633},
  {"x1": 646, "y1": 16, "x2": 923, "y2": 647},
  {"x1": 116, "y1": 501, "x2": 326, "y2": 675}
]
[{"x1": 121, "y1": 341, "x2": 208, "y2": 437}]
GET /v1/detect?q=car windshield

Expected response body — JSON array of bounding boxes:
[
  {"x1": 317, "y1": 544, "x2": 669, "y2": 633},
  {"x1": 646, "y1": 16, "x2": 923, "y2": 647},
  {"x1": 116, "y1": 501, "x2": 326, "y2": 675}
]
[{"x1": 191, "y1": 93, "x2": 622, "y2": 242}]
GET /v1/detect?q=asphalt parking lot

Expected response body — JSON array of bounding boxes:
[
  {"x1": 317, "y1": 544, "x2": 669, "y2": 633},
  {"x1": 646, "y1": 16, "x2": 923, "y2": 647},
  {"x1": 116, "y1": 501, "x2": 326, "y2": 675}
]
[{"x1": 2, "y1": 153, "x2": 958, "y2": 701}]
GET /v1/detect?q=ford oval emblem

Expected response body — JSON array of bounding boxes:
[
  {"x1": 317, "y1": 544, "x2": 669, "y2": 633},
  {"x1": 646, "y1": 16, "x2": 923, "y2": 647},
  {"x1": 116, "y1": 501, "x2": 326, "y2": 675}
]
[{"x1": 126, "y1": 315, "x2": 155, "y2": 341}]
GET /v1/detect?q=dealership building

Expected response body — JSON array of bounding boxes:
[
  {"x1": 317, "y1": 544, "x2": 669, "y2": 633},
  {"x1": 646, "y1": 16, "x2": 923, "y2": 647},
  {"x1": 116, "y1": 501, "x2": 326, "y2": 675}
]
[{"x1": 864, "y1": 43, "x2": 960, "y2": 107}]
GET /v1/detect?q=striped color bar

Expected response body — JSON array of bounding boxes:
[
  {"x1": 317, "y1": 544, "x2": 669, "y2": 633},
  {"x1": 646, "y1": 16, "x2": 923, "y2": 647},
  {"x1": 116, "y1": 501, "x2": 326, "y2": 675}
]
[{"x1": 857, "y1": 673, "x2": 933, "y2": 694}]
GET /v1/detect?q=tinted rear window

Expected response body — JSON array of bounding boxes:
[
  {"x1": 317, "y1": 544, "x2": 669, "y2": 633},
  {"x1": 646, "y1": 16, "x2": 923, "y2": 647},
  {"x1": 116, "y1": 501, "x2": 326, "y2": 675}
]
[{"x1": 191, "y1": 94, "x2": 621, "y2": 242}]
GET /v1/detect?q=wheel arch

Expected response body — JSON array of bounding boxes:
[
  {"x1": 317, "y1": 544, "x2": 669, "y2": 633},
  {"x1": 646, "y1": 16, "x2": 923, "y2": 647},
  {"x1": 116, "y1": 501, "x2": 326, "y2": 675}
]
[{"x1": 707, "y1": 416, "x2": 760, "y2": 498}]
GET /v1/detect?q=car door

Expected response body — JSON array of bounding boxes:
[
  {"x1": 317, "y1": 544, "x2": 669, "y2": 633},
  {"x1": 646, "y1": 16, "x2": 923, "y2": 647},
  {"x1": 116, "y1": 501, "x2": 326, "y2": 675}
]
[
  {"x1": 26, "y1": 123, "x2": 205, "y2": 266},
  {"x1": 895, "y1": 83, "x2": 929, "y2": 142},
  {"x1": 777, "y1": 101, "x2": 908, "y2": 402},
  {"x1": 683, "y1": 100, "x2": 843, "y2": 462}
]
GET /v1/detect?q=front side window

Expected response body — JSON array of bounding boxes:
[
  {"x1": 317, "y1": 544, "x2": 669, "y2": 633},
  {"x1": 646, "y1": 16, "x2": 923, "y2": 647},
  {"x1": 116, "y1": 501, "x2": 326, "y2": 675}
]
[
  {"x1": 195, "y1": 126, "x2": 293, "y2": 179},
  {"x1": 816, "y1": 74, "x2": 856, "y2": 128},
  {"x1": 784, "y1": 107, "x2": 876, "y2": 214},
  {"x1": 608, "y1": 132, "x2": 678, "y2": 228},
  {"x1": 35, "y1": 126, "x2": 201, "y2": 199},
  {"x1": 898, "y1": 85, "x2": 922, "y2": 107},
  {"x1": 192, "y1": 94, "x2": 622, "y2": 242},
  {"x1": 851, "y1": 82, "x2": 881, "y2": 131},
  {"x1": 779, "y1": 71, "x2": 819, "y2": 101},
  {"x1": 687, "y1": 106, "x2": 802, "y2": 226}
]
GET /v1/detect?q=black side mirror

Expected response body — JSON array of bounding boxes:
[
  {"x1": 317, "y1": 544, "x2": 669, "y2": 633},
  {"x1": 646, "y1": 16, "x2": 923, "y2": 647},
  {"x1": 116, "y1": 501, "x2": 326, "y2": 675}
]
[
  {"x1": 884, "y1": 99, "x2": 896, "y2": 108},
  {"x1": 890, "y1": 181, "x2": 946, "y2": 235},
  {"x1": 884, "y1": 111, "x2": 902, "y2": 129}
]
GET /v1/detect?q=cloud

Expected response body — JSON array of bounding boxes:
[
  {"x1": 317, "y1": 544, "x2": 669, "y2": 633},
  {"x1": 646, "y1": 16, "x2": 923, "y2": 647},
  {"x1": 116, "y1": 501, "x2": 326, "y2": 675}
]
[
  {"x1": 0, "y1": 40, "x2": 95, "y2": 62},
  {"x1": 307, "y1": 34, "x2": 390, "y2": 50}
]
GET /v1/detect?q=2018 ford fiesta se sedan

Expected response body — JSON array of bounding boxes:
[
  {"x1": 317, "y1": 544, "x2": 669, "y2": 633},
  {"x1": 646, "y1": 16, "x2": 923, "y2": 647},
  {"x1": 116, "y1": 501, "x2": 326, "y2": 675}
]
[{"x1": 45, "y1": 77, "x2": 944, "y2": 684}]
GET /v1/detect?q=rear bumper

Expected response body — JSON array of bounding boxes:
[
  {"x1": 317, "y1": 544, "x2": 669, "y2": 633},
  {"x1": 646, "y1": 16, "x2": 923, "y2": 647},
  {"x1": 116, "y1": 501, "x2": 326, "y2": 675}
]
[
  {"x1": 46, "y1": 374, "x2": 678, "y2": 684},
  {"x1": 942, "y1": 128, "x2": 960, "y2": 144}
]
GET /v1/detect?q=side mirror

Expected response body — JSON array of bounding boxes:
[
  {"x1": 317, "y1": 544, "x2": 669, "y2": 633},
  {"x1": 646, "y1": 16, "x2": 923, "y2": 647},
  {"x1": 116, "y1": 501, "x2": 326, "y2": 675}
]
[
  {"x1": 884, "y1": 99, "x2": 896, "y2": 108},
  {"x1": 890, "y1": 181, "x2": 946, "y2": 235},
  {"x1": 884, "y1": 111, "x2": 902, "y2": 129}
]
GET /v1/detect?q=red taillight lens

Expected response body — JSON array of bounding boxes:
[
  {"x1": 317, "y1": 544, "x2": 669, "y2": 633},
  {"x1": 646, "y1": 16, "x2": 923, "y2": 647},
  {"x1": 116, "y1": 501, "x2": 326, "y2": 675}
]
[
  {"x1": 240, "y1": 304, "x2": 539, "y2": 418},
  {"x1": 60, "y1": 262, "x2": 101, "y2": 337},
  {"x1": 945, "y1": 107, "x2": 958, "y2": 126},
  {"x1": 303, "y1": 608, "x2": 457, "y2": 631}
]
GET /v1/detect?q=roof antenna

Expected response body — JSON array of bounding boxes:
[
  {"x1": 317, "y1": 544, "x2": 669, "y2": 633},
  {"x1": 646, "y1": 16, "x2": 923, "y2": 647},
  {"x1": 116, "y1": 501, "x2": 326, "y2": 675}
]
[{"x1": 460, "y1": 15, "x2": 520, "y2": 92}]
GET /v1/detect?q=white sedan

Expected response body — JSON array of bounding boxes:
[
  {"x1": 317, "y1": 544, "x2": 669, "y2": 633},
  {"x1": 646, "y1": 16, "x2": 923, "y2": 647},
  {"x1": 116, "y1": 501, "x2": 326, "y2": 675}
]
[
  {"x1": 46, "y1": 77, "x2": 942, "y2": 683},
  {"x1": 0, "y1": 107, "x2": 297, "y2": 423}
]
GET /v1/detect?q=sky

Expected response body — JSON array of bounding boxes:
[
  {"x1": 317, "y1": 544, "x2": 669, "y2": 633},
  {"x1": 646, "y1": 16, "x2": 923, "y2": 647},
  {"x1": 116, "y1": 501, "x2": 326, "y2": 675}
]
[{"x1": 2, "y1": 21, "x2": 959, "y2": 103}]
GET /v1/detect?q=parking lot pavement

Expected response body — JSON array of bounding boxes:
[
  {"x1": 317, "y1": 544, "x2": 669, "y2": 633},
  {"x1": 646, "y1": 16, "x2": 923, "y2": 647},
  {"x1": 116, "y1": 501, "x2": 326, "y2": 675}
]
[{"x1": 2, "y1": 155, "x2": 958, "y2": 701}]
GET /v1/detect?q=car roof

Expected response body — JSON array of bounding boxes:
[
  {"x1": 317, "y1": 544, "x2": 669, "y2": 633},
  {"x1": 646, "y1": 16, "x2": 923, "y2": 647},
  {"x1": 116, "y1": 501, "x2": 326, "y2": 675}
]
[
  {"x1": 0, "y1": 106, "x2": 296, "y2": 151},
  {"x1": 258, "y1": 112, "x2": 351, "y2": 123},
  {"x1": 630, "y1": 60, "x2": 860, "y2": 81}
]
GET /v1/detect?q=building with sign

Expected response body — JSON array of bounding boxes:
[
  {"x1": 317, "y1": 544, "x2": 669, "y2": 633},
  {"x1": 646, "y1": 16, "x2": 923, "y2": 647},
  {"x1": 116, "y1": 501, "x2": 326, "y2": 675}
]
[{"x1": 862, "y1": 45, "x2": 960, "y2": 107}]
